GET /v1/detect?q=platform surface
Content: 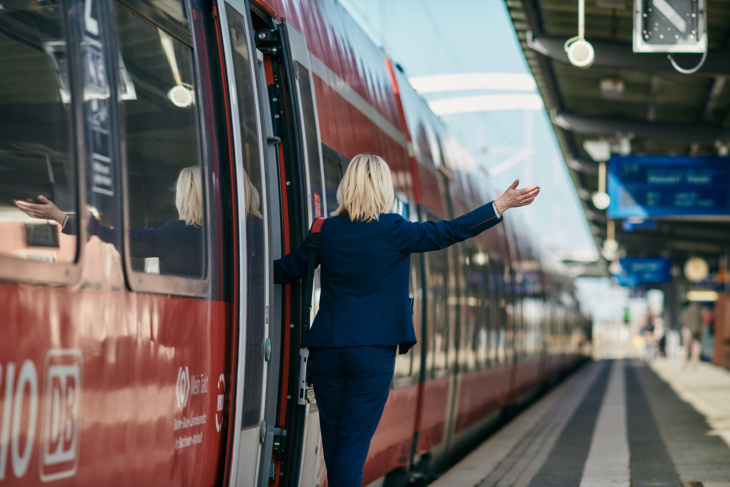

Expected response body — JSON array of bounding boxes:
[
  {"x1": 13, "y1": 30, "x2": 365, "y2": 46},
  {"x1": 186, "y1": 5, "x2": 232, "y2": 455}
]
[{"x1": 431, "y1": 359, "x2": 730, "y2": 487}]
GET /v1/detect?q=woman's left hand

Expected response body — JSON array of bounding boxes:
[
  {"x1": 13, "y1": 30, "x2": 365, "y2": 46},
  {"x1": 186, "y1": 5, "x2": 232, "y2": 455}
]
[{"x1": 495, "y1": 179, "x2": 540, "y2": 214}]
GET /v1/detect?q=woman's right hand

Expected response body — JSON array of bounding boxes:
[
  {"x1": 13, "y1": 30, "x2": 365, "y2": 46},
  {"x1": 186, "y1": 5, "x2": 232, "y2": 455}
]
[
  {"x1": 14, "y1": 195, "x2": 67, "y2": 226},
  {"x1": 495, "y1": 179, "x2": 540, "y2": 214}
]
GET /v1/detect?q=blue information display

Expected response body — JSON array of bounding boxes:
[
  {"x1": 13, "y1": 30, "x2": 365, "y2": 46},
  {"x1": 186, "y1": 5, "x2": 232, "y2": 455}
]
[
  {"x1": 622, "y1": 219, "x2": 659, "y2": 231},
  {"x1": 612, "y1": 257, "x2": 672, "y2": 287},
  {"x1": 608, "y1": 155, "x2": 730, "y2": 218}
]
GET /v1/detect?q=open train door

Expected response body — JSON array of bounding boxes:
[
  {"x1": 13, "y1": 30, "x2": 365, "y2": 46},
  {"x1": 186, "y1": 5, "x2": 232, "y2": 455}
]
[
  {"x1": 214, "y1": 1, "x2": 282, "y2": 485},
  {"x1": 252, "y1": 15, "x2": 328, "y2": 487},
  {"x1": 276, "y1": 20, "x2": 329, "y2": 487}
]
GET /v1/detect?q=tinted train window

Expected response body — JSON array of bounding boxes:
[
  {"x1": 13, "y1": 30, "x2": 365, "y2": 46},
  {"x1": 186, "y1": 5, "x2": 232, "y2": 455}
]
[
  {"x1": 116, "y1": 6, "x2": 205, "y2": 278},
  {"x1": 0, "y1": 4, "x2": 77, "y2": 264},
  {"x1": 149, "y1": 0, "x2": 187, "y2": 20},
  {"x1": 462, "y1": 245, "x2": 479, "y2": 371},
  {"x1": 226, "y1": 4, "x2": 267, "y2": 429},
  {"x1": 424, "y1": 209, "x2": 450, "y2": 377},
  {"x1": 322, "y1": 152, "x2": 342, "y2": 215},
  {"x1": 297, "y1": 63, "x2": 324, "y2": 218},
  {"x1": 393, "y1": 196, "x2": 415, "y2": 383}
]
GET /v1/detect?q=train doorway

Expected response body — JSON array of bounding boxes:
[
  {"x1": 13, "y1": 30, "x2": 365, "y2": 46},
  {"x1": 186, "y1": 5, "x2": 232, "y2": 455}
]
[{"x1": 250, "y1": 8, "x2": 327, "y2": 486}]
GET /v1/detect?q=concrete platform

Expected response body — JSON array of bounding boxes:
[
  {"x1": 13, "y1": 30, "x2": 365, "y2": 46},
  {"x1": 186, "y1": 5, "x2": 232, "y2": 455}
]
[{"x1": 430, "y1": 359, "x2": 730, "y2": 487}]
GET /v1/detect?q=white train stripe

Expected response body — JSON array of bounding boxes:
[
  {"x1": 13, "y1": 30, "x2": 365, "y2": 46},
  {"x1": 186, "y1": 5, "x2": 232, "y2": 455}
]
[{"x1": 308, "y1": 54, "x2": 408, "y2": 149}]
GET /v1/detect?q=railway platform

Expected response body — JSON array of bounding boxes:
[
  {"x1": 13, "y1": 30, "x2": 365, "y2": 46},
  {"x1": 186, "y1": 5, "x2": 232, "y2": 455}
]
[{"x1": 431, "y1": 358, "x2": 730, "y2": 487}]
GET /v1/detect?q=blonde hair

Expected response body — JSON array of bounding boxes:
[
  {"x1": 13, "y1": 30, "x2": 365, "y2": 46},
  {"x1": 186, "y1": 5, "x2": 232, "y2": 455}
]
[
  {"x1": 243, "y1": 170, "x2": 263, "y2": 219},
  {"x1": 331, "y1": 154, "x2": 394, "y2": 222},
  {"x1": 176, "y1": 166, "x2": 203, "y2": 227}
]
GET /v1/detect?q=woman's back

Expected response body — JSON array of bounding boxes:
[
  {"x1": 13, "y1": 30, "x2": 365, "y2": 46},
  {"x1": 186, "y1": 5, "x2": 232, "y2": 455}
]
[{"x1": 309, "y1": 213, "x2": 415, "y2": 352}]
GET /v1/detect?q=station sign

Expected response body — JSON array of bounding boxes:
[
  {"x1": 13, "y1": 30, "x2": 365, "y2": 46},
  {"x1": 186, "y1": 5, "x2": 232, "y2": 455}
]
[
  {"x1": 612, "y1": 257, "x2": 672, "y2": 287},
  {"x1": 607, "y1": 155, "x2": 730, "y2": 219}
]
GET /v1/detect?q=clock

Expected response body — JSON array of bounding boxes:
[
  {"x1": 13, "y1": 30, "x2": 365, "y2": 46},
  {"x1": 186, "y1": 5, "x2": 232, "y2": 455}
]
[{"x1": 684, "y1": 257, "x2": 709, "y2": 282}]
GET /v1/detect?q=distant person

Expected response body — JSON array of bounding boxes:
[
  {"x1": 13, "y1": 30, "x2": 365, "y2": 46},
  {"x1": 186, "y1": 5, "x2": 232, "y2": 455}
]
[
  {"x1": 701, "y1": 306, "x2": 715, "y2": 361},
  {"x1": 679, "y1": 301, "x2": 703, "y2": 369},
  {"x1": 15, "y1": 167, "x2": 204, "y2": 277},
  {"x1": 274, "y1": 154, "x2": 539, "y2": 486},
  {"x1": 655, "y1": 314, "x2": 667, "y2": 358},
  {"x1": 640, "y1": 311, "x2": 658, "y2": 360}
]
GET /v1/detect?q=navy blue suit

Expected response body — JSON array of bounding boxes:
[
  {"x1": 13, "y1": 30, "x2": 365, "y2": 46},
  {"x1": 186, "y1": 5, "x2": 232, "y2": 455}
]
[
  {"x1": 274, "y1": 202, "x2": 502, "y2": 486},
  {"x1": 64, "y1": 215, "x2": 203, "y2": 277}
]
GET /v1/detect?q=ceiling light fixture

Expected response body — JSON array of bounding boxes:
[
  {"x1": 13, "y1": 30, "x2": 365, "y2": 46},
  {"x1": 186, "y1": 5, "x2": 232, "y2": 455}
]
[{"x1": 565, "y1": 0, "x2": 595, "y2": 68}]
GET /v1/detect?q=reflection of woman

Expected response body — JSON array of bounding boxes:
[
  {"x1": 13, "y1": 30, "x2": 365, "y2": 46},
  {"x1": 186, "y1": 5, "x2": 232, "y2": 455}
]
[
  {"x1": 241, "y1": 168, "x2": 267, "y2": 425},
  {"x1": 274, "y1": 154, "x2": 539, "y2": 486},
  {"x1": 15, "y1": 167, "x2": 204, "y2": 277}
]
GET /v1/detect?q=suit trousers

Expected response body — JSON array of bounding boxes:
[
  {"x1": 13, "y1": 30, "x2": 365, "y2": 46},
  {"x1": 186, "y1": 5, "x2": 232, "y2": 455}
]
[{"x1": 309, "y1": 345, "x2": 396, "y2": 487}]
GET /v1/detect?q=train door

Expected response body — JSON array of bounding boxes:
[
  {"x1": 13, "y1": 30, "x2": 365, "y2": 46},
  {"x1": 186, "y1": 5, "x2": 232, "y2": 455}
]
[
  {"x1": 215, "y1": 2, "x2": 270, "y2": 485},
  {"x1": 277, "y1": 22, "x2": 328, "y2": 487},
  {"x1": 252, "y1": 15, "x2": 327, "y2": 486}
]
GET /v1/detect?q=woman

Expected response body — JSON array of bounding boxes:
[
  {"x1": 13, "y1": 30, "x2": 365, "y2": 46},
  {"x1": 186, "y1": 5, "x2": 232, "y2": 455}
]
[
  {"x1": 15, "y1": 166, "x2": 205, "y2": 277},
  {"x1": 274, "y1": 154, "x2": 539, "y2": 486}
]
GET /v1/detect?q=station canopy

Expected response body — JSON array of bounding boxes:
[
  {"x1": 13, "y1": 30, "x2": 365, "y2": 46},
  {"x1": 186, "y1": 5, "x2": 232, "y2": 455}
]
[{"x1": 505, "y1": 0, "x2": 730, "y2": 279}]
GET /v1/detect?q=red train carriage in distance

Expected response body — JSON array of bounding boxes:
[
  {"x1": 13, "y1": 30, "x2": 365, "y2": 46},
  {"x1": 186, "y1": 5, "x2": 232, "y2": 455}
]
[{"x1": 0, "y1": 0, "x2": 589, "y2": 485}]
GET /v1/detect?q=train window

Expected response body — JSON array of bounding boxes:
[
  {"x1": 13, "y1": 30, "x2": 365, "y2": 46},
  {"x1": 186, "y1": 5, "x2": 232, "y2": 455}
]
[
  {"x1": 462, "y1": 245, "x2": 479, "y2": 371},
  {"x1": 421, "y1": 211, "x2": 450, "y2": 377},
  {"x1": 0, "y1": 4, "x2": 78, "y2": 267},
  {"x1": 322, "y1": 149, "x2": 343, "y2": 215},
  {"x1": 487, "y1": 261, "x2": 500, "y2": 366},
  {"x1": 496, "y1": 260, "x2": 508, "y2": 364},
  {"x1": 149, "y1": 0, "x2": 187, "y2": 20},
  {"x1": 116, "y1": 6, "x2": 206, "y2": 280},
  {"x1": 296, "y1": 62, "x2": 325, "y2": 218},
  {"x1": 476, "y1": 249, "x2": 490, "y2": 368},
  {"x1": 393, "y1": 197, "x2": 418, "y2": 385},
  {"x1": 225, "y1": 4, "x2": 267, "y2": 429}
]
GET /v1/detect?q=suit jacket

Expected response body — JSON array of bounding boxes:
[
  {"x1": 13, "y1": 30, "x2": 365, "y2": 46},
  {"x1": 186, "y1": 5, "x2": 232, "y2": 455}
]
[
  {"x1": 63, "y1": 215, "x2": 203, "y2": 277},
  {"x1": 274, "y1": 202, "x2": 503, "y2": 354}
]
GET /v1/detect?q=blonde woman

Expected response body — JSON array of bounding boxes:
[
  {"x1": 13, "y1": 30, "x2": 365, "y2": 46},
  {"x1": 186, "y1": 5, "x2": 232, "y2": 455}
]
[
  {"x1": 15, "y1": 166, "x2": 204, "y2": 277},
  {"x1": 274, "y1": 154, "x2": 539, "y2": 486}
]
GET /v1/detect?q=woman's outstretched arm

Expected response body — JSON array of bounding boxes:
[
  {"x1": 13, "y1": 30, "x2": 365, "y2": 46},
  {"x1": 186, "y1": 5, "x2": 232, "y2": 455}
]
[{"x1": 391, "y1": 179, "x2": 539, "y2": 254}]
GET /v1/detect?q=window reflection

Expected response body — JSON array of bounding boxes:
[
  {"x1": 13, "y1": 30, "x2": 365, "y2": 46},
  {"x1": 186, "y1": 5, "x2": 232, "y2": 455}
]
[
  {"x1": 116, "y1": 7, "x2": 205, "y2": 278},
  {"x1": 0, "y1": 3, "x2": 77, "y2": 264},
  {"x1": 226, "y1": 5, "x2": 266, "y2": 428},
  {"x1": 323, "y1": 153, "x2": 342, "y2": 216}
]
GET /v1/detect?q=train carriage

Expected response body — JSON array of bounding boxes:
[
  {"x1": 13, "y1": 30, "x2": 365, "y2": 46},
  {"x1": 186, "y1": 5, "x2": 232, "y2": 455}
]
[{"x1": 0, "y1": 0, "x2": 588, "y2": 486}]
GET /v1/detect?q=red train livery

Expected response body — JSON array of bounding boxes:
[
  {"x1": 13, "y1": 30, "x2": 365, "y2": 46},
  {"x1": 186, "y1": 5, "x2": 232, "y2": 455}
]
[{"x1": 0, "y1": 0, "x2": 589, "y2": 486}]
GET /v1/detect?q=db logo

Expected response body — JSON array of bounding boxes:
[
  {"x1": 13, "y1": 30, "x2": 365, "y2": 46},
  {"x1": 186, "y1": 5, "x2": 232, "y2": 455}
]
[
  {"x1": 40, "y1": 350, "x2": 83, "y2": 481},
  {"x1": 177, "y1": 367, "x2": 190, "y2": 408}
]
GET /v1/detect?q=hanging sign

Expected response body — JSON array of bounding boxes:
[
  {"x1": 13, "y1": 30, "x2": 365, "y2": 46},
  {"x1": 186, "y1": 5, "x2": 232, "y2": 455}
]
[{"x1": 607, "y1": 155, "x2": 730, "y2": 219}]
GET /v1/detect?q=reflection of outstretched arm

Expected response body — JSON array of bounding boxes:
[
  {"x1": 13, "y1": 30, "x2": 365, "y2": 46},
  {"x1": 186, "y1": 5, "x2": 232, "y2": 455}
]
[
  {"x1": 14, "y1": 195, "x2": 67, "y2": 226},
  {"x1": 14, "y1": 195, "x2": 116, "y2": 241}
]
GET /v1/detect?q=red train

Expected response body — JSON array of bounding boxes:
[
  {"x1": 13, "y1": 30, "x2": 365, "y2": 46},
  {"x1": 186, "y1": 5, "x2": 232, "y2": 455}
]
[{"x1": 0, "y1": 0, "x2": 589, "y2": 486}]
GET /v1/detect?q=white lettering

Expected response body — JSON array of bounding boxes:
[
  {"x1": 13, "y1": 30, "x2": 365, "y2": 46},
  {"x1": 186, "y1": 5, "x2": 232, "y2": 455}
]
[
  {"x1": 175, "y1": 432, "x2": 203, "y2": 450},
  {"x1": 0, "y1": 363, "x2": 14, "y2": 480},
  {"x1": 216, "y1": 374, "x2": 225, "y2": 433},
  {"x1": 11, "y1": 361, "x2": 37, "y2": 478},
  {"x1": 173, "y1": 415, "x2": 206, "y2": 431}
]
